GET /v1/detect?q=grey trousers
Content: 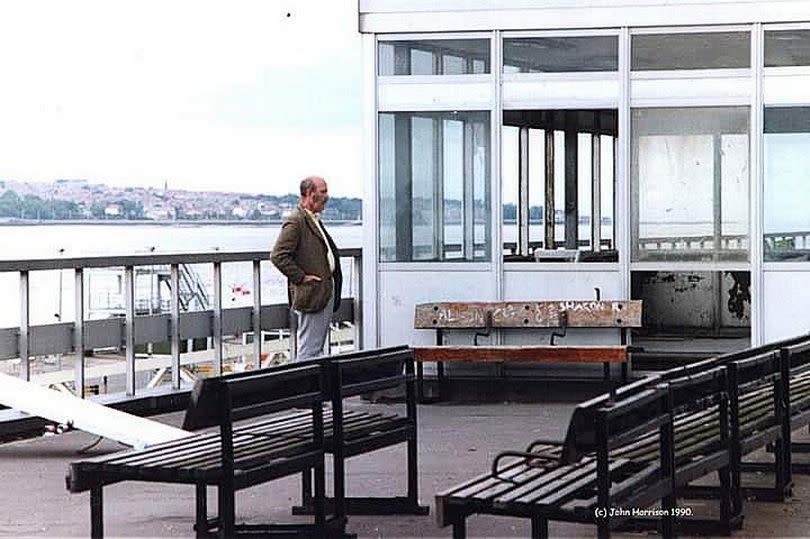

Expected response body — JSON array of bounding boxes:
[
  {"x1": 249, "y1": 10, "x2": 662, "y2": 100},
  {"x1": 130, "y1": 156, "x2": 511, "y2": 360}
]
[{"x1": 295, "y1": 293, "x2": 334, "y2": 361}]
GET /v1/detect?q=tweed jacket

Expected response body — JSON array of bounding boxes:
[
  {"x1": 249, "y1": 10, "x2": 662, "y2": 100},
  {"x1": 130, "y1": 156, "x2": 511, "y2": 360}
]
[{"x1": 271, "y1": 206, "x2": 343, "y2": 313}]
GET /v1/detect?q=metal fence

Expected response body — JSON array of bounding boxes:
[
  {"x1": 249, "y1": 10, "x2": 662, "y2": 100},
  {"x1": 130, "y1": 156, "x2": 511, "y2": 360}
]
[{"x1": 0, "y1": 249, "x2": 362, "y2": 401}]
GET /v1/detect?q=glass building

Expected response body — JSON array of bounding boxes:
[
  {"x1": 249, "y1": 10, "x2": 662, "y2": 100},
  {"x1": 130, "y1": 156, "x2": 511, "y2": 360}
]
[{"x1": 358, "y1": 2, "x2": 810, "y2": 368}]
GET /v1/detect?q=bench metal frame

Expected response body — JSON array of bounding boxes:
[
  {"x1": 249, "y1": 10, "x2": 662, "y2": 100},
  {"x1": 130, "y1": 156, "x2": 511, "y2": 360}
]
[{"x1": 68, "y1": 363, "x2": 330, "y2": 538}]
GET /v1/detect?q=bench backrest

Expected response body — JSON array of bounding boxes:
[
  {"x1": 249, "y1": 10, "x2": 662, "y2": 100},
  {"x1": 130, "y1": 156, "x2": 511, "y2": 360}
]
[
  {"x1": 559, "y1": 375, "x2": 657, "y2": 463},
  {"x1": 782, "y1": 338, "x2": 810, "y2": 375},
  {"x1": 667, "y1": 365, "x2": 728, "y2": 416},
  {"x1": 182, "y1": 363, "x2": 324, "y2": 430},
  {"x1": 414, "y1": 300, "x2": 642, "y2": 329},
  {"x1": 328, "y1": 347, "x2": 413, "y2": 399}
]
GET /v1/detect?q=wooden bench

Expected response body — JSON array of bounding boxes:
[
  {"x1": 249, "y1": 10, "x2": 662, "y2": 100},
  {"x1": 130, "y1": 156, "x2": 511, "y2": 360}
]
[
  {"x1": 436, "y1": 365, "x2": 734, "y2": 538},
  {"x1": 67, "y1": 363, "x2": 331, "y2": 538},
  {"x1": 413, "y1": 300, "x2": 642, "y2": 401}
]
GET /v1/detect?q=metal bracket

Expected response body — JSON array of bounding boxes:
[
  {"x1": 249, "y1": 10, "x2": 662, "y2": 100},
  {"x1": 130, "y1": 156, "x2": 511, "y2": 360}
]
[
  {"x1": 473, "y1": 310, "x2": 493, "y2": 346},
  {"x1": 550, "y1": 311, "x2": 568, "y2": 346}
]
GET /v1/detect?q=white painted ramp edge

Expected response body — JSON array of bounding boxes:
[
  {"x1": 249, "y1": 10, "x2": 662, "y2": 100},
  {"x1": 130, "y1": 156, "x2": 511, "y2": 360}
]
[{"x1": 0, "y1": 373, "x2": 193, "y2": 449}]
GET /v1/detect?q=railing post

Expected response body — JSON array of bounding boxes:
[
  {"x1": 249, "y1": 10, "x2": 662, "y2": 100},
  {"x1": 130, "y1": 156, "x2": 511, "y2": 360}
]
[
  {"x1": 74, "y1": 268, "x2": 85, "y2": 398},
  {"x1": 124, "y1": 265, "x2": 135, "y2": 397},
  {"x1": 213, "y1": 261, "x2": 223, "y2": 375},
  {"x1": 252, "y1": 260, "x2": 262, "y2": 369},
  {"x1": 170, "y1": 264, "x2": 181, "y2": 390},
  {"x1": 353, "y1": 254, "x2": 363, "y2": 350},
  {"x1": 19, "y1": 270, "x2": 30, "y2": 381}
]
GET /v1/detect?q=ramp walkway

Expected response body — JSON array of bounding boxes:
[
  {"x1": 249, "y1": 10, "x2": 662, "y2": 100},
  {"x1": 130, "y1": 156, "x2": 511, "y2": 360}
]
[{"x1": 0, "y1": 372, "x2": 192, "y2": 449}]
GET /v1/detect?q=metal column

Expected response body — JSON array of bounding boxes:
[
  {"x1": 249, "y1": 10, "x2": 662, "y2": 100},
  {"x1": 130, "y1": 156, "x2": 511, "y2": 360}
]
[
  {"x1": 564, "y1": 113, "x2": 579, "y2": 250},
  {"x1": 213, "y1": 261, "x2": 223, "y2": 376},
  {"x1": 170, "y1": 264, "x2": 181, "y2": 390},
  {"x1": 592, "y1": 127, "x2": 603, "y2": 253},
  {"x1": 124, "y1": 266, "x2": 135, "y2": 397},
  {"x1": 19, "y1": 270, "x2": 30, "y2": 381},
  {"x1": 518, "y1": 126, "x2": 530, "y2": 257},
  {"x1": 252, "y1": 260, "x2": 262, "y2": 369},
  {"x1": 74, "y1": 268, "x2": 85, "y2": 398},
  {"x1": 544, "y1": 130, "x2": 556, "y2": 250}
]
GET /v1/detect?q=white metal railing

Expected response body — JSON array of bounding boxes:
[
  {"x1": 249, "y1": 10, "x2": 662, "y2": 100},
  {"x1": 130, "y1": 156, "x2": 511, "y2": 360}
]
[{"x1": 0, "y1": 248, "x2": 362, "y2": 399}]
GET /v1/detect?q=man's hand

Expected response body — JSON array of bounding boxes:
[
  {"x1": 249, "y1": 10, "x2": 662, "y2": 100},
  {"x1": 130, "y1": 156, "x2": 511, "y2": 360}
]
[{"x1": 302, "y1": 274, "x2": 322, "y2": 283}]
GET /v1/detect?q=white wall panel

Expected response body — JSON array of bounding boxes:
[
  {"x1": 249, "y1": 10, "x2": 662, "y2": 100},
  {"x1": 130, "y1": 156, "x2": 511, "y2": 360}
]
[
  {"x1": 360, "y1": 1, "x2": 810, "y2": 33},
  {"x1": 763, "y1": 69, "x2": 810, "y2": 105},
  {"x1": 503, "y1": 269, "x2": 622, "y2": 301},
  {"x1": 631, "y1": 73, "x2": 751, "y2": 106},
  {"x1": 502, "y1": 76, "x2": 619, "y2": 109},
  {"x1": 378, "y1": 270, "x2": 498, "y2": 346},
  {"x1": 377, "y1": 78, "x2": 493, "y2": 111},
  {"x1": 763, "y1": 271, "x2": 810, "y2": 342}
]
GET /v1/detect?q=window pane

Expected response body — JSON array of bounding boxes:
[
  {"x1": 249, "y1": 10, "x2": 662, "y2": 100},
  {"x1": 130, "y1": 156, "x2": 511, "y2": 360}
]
[
  {"x1": 764, "y1": 107, "x2": 810, "y2": 261},
  {"x1": 501, "y1": 109, "x2": 618, "y2": 262},
  {"x1": 631, "y1": 32, "x2": 750, "y2": 70},
  {"x1": 503, "y1": 36, "x2": 618, "y2": 73},
  {"x1": 765, "y1": 30, "x2": 810, "y2": 67},
  {"x1": 631, "y1": 107, "x2": 750, "y2": 262},
  {"x1": 378, "y1": 111, "x2": 491, "y2": 262},
  {"x1": 378, "y1": 40, "x2": 490, "y2": 75}
]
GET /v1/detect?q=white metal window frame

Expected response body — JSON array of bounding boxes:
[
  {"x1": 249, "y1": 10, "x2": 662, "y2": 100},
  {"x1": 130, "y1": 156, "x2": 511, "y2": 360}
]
[
  {"x1": 374, "y1": 32, "x2": 500, "y2": 275},
  {"x1": 377, "y1": 32, "x2": 495, "y2": 111},
  {"x1": 629, "y1": 25, "x2": 753, "y2": 106},
  {"x1": 501, "y1": 28, "x2": 620, "y2": 109}
]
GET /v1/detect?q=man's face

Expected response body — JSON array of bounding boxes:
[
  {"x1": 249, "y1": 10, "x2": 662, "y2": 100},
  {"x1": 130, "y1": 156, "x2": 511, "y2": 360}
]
[{"x1": 305, "y1": 178, "x2": 329, "y2": 213}]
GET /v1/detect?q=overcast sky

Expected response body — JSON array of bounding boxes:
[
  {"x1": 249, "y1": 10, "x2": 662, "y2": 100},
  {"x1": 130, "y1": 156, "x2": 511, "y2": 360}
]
[{"x1": 0, "y1": 0, "x2": 363, "y2": 197}]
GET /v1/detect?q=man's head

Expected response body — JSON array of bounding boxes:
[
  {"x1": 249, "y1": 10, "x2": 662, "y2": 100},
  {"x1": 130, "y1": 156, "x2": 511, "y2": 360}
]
[{"x1": 299, "y1": 176, "x2": 329, "y2": 214}]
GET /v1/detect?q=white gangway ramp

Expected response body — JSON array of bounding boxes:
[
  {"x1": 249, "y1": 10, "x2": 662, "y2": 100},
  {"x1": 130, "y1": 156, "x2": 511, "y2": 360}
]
[{"x1": 0, "y1": 373, "x2": 193, "y2": 449}]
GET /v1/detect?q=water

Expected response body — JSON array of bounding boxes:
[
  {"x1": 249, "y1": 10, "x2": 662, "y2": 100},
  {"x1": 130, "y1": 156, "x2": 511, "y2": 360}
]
[{"x1": 0, "y1": 223, "x2": 363, "y2": 327}]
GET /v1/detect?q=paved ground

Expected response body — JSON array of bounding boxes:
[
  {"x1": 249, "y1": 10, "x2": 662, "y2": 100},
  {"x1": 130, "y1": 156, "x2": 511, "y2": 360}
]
[{"x1": 1, "y1": 395, "x2": 810, "y2": 538}]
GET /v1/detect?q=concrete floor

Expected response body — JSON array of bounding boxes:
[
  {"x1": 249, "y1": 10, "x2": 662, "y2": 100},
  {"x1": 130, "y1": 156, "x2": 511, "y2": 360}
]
[{"x1": 1, "y1": 397, "x2": 810, "y2": 538}]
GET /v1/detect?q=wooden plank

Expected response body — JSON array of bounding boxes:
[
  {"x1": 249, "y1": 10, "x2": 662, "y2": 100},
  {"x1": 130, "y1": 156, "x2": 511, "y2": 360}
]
[
  {"x1": 413, "y1": 345, "x2": 627, "y2": 363},
  {"x1": 414, "y1": 300, "x2": 642, "y2": 329}
]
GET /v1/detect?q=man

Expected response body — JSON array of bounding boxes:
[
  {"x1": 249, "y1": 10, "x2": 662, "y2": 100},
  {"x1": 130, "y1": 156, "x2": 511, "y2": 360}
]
[{"x1": 271, "y1": 176, "x2": 342, "y2": 360}]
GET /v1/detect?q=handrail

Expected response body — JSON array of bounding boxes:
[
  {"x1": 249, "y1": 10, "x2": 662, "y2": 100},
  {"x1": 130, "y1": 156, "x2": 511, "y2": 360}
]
[{"x1": 0, "y1": 247, "x2": 363, "y2": 272}]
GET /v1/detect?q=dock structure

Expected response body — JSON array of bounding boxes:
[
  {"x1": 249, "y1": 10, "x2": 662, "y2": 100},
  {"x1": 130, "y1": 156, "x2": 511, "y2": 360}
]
[{"x1": 358, "y1": 1, "x2": 810, "y2": 385}]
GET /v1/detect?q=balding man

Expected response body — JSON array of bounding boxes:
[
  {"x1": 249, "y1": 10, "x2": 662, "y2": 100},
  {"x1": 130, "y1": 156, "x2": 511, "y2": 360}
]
[{"x1": 271, "y1": 176, "x2": 342, "y2": 360}]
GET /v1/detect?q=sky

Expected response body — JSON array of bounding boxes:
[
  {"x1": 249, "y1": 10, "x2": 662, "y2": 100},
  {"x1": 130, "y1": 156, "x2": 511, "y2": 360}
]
[{"x1": 0, "y1": 0, "x2": 363, "y2": 197}]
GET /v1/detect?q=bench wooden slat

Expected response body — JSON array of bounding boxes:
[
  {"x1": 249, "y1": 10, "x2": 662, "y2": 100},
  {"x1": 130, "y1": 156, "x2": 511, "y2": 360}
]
[
  {"x1": 492, "y1": 460, "x2": 597, "y2": 505},
  {"x1": 415, "y1": 300, "x2": 642, "y2": 329},
  {"x1": 413, "y1": 345, "x2": 627, "y2": 363}
]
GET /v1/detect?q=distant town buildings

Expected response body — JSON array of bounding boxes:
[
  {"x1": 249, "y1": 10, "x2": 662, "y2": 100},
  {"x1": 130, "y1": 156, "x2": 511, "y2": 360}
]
[{"x1": 0, "y1": 179, "x2": 362, "y2": 222}]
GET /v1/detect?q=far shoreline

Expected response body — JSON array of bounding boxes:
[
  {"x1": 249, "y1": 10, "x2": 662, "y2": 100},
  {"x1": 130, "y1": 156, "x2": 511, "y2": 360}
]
[{"x1": 0, "y1": 219, "x2": 363, "y2": 227}]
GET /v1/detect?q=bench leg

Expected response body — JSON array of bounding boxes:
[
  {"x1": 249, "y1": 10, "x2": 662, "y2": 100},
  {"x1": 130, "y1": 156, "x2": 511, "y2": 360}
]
[
  {"x1": 90, "y1": 485, "x2": 103, "y2": 539},
  {"x1": 301, "y1": 468, "x2": 313, "y2": 506},
  {"x1": 452, "y1": 516, "x2": 467, "y2": 539},
  {"x1": 217, "y1": 483, "x2": 235, "y2": 538},
  {"x1": 195, "y1": 483, "x2": 207, "y2": 538},
  {"x1": 719, "y1": 466, "x2": 732, "y2": 533},
  {"x1": 531, "y1": 516, "x2": 548, "y2": 539},
  {"x1": 313, "y1": 460, "x2": 326, "y2": 534},
  {"x1": 597, "y1": 518, "x2": 610, "y2": 539},
  {"x1": 407, "y1": 432, "x2": 419, "y2": 508}
]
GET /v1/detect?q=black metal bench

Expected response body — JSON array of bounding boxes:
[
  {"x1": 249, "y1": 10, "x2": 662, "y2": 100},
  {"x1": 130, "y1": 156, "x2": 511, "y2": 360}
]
[
  {"x1": 67, "y1": 362, "x2": 330, "y2": 538},
  {"x1": 286, "y1": 346, "x2": 429, "y2": 519},
  {"x1": 436, "y1": 380, "x2": 677, "y2": 538},
  {"x1": 436, "y1": 364, "x2": 736, "y2": 538}
]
